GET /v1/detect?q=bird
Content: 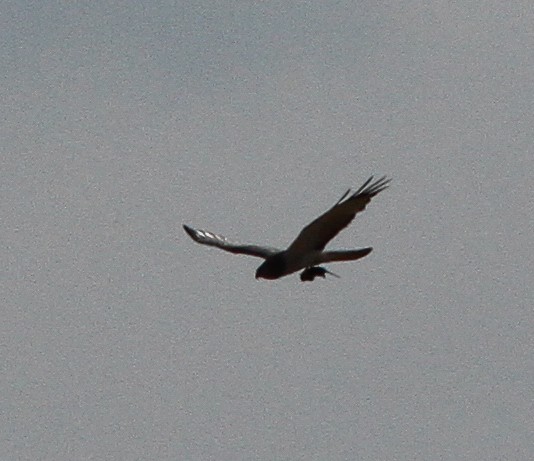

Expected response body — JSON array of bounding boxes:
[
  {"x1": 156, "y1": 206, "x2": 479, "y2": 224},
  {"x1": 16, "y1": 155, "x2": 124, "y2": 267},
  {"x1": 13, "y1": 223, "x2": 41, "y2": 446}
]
[{"x1": 183, "y1": 176, "x2": 390, "y2": 282}]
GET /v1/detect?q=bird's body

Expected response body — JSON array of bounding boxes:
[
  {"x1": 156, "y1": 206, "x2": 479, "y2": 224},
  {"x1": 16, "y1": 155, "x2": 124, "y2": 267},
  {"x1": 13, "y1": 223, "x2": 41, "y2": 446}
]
[{"x1": 183, "y1": 176, "x2": 390, "y2": 282}]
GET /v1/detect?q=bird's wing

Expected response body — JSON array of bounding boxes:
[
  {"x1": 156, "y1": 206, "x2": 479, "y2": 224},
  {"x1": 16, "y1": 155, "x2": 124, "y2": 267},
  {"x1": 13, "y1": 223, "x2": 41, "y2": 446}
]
[
  {"x1": 183, "y1": 225, "x2": 280, "y2": 259},
  {"x1": 319, "y1": 248, "x2": 373, "y2": 263},
  {"x1": 286, "y1": 176, "x2": 390, "y2": 255}
]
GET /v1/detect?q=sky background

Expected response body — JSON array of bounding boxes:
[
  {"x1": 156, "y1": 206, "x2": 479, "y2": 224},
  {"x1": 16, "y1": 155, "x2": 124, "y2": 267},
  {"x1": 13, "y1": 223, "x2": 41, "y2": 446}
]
[{"x1": 2, "y1": 1, "x2": 533, "y2": 459}]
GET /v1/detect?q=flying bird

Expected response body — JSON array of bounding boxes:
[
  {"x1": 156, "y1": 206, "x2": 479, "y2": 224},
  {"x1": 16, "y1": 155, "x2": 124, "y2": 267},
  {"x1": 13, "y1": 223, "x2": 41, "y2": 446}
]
[{"x1": 183, "y1": 176, "x2": 390, "y2": 282}]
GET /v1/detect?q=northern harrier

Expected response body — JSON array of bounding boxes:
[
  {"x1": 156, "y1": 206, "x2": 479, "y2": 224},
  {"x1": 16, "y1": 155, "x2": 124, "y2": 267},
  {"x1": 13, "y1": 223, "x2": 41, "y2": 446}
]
[{"x1": 184, "y1": 176, "x2": 390, "y2": 282}]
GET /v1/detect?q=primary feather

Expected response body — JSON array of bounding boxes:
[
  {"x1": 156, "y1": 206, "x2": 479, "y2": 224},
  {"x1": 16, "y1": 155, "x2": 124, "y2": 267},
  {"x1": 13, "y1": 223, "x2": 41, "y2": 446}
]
[
  {"x1": 183, "y1": 175, "x2": 390, "y2": 281},
  {"x1": 286, "y1": 176, "x2": 390, "y2": 255},
  {"x1": 183, "y1": 225, "x2": 279, "y2": 259}
]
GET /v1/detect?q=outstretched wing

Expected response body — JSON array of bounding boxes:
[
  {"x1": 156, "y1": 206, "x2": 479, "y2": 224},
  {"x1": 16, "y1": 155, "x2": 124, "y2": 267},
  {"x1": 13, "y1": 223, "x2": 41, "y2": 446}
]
[
  {"x1": 286, "y1": 176, "x2": 390, "y2": 255},
  {"x1": 183, "y1": 225, "x2": 280, "y2": 259}
]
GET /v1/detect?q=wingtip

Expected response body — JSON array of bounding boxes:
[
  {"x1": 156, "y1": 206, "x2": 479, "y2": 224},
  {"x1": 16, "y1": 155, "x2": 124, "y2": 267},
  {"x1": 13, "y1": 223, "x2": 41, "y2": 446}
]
[
  {"x1": 358, "y1": 176, "x2": 391, "y2": 197},
  {"x1": 183, "y1": 224, "x2": 196, "y2": 239}
]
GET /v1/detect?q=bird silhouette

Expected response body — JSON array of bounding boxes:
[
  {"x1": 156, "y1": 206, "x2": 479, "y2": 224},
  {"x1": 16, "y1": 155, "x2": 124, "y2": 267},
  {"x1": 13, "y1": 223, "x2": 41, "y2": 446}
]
[{"x1": 184, "y1": 176, "x2": 390, "y2": 281}]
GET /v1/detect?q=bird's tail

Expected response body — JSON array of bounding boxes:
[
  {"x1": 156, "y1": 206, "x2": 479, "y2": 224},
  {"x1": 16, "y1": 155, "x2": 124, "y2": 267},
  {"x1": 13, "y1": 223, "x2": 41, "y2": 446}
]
[{"x1": 320, "y1": 248, "x2": 372, "y2": 263}]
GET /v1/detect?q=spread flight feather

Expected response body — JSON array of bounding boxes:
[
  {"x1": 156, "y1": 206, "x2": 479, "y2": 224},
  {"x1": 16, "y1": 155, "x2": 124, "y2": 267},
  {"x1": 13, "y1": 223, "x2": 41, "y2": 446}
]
[{"x1": 183, "y1": 176, "x2": 390, "y2": 281}]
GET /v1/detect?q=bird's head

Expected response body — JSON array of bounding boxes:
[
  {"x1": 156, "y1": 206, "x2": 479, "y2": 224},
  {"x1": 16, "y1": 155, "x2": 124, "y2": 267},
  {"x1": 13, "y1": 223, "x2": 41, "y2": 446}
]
[{"x1": 255, "y1": 253, "x2": 287, "y2": 280}]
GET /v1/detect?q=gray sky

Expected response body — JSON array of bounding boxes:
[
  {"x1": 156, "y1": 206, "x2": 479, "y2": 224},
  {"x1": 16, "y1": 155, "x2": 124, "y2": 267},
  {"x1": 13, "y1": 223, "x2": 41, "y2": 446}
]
[{"x1": 2, "y1": 1, "x2": 533, "y2": 459}]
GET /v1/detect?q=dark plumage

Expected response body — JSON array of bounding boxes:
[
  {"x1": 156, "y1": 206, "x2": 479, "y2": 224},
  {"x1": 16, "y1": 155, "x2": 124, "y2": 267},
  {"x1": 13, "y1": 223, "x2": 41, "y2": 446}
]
[
  {"x1": 300, "y1": 266, "x2": 340, "y2": 282},
  {"x1": 255, "y1": 253, "x2": 287, "y2": 280},
  {"x1": 184, "y1": 176, "x2": 390, "y2": 282}
]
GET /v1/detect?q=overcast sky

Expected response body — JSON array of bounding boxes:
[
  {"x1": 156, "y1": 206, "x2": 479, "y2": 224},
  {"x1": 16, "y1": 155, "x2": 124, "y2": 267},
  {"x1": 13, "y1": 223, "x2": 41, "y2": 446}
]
[{"x1": 2, "y1": 1, "x2": 533, "y2": 459}]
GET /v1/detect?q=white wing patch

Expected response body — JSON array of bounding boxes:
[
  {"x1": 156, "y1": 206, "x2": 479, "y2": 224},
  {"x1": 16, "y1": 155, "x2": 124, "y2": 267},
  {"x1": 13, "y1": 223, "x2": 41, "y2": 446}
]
[{"x1": 183, "y1": 225, "x2": 280, "y2": 259}]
